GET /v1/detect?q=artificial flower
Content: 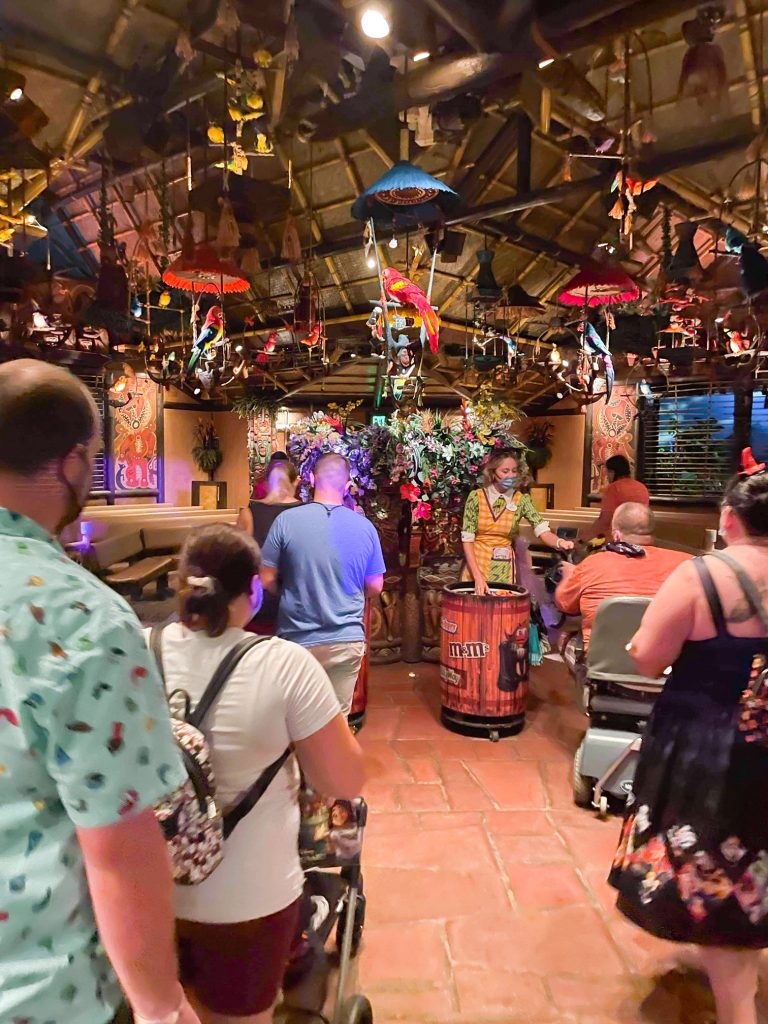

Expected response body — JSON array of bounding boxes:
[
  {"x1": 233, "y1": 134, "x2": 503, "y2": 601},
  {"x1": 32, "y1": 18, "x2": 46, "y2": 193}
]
[{"x1": 413, "y1": 501, "x2": 432, "y2": 521}]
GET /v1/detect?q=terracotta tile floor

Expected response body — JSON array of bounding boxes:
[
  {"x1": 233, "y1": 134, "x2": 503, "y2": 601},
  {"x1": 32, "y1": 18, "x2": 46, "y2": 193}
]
[{"x1": 352, "y1": 657, "x2": 768, "y2": 1024}]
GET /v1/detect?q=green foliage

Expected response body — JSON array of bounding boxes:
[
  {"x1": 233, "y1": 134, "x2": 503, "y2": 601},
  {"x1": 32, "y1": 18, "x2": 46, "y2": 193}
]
[
  {"x1": 192, "y1": 419, "x2": 223, "y2": 480},
  {"x1": 525, "y1": 420, "x2": 554, "y2": 471}
]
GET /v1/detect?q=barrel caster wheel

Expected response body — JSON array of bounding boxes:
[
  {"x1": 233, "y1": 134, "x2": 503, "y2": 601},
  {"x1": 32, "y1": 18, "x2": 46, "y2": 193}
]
[
  {"x1": 572, "y1": 744, "x2": 596, "y2": 808},
  {"x1": 338, "y1": 994, "x2": 373, "y2": 1024},
  {"x1": 489, "y1": 729, "x2": 500, "y2": 743},
  {"x1": 336, "y1": 883, "x2": 366, "y2": 958},
  {"x1": 598, "y1": 794, "x2": 610, "y2": 819}
]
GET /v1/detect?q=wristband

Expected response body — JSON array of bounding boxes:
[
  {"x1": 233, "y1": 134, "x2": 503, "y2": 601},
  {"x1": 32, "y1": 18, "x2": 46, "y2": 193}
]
[{"x1": 134, "y1": 994, "x2": 183, "y2": 1024}]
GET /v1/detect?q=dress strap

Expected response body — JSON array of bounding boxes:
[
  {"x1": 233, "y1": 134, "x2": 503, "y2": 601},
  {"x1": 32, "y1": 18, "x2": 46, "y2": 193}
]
[
  {"x1": 692, "y1": 556, "x2": 729, "y2": 637},
  {"x1": 705, "y1": 549, "x2": 768, "y2": 636}
]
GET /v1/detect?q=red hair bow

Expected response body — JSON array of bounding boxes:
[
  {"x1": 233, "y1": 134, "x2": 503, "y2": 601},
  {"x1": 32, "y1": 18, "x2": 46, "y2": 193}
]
[{"x1": 740, "y1": 447, "x2": 766, "y2": 476}]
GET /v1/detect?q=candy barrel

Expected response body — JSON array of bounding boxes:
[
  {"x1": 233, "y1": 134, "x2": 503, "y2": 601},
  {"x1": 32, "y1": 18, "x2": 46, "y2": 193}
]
[
  {"x1": 348, "y1": 599, "x2": 372, "y2": 731},
  {"x1": 440, "y1": 582, "x2": 530, "y2": 738}
]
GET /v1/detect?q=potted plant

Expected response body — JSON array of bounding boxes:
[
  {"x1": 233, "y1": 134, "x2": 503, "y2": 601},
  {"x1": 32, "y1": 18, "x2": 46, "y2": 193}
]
[
  {"x1": 525, "y1": 420, "x2": 554, "y2": 479},
  {"x1": 192, "y1": 419, "x2": 223, "y2": 481}
]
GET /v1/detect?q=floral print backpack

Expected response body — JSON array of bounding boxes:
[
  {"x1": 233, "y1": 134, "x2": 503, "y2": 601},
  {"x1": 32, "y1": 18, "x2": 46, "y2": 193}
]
[{"x1": 150, "y1": 628, "x2": 291, "y2": 885}]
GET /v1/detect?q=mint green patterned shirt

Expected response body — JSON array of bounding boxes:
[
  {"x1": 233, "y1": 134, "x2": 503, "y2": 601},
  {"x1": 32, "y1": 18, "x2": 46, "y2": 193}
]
[{"x1": 0, "y1": 509, "x2": 185, "y2": 1024}]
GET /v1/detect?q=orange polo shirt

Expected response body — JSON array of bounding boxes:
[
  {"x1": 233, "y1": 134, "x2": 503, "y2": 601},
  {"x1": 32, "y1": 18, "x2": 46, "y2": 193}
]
[
  {"x1": 555, "y1": 545, "x2": 692, "y2": 646},
  {"x1": 601, "y1": 478, "x2": 650, "y2": 520}
]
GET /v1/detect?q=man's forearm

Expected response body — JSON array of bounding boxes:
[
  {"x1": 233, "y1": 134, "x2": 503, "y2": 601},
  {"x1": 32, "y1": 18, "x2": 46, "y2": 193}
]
[{"x1": 78, "y1": 810, "x2": 182, "y2": 1020}]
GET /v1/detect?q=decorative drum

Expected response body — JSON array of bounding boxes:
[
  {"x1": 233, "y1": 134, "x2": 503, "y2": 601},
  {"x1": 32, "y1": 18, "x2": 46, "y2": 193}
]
[
  {"x1": 440, "y1": 582, "x2": 530, "y2": 739},
  {"x1": 348, "y1": 600, "x2": 372, "y2": 731}
]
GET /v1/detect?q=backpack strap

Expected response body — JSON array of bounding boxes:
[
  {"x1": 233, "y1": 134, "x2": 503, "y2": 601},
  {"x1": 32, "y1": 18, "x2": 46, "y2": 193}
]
[
  {"x1": 223, "y1": 747, "x2": 293, "y2": 839},
  {"x1": 188, "y1": 635, "x2": 268, "y2": 729},
  {"x1": 705, "y1": 550, "x2": 768, "y2": 635},
  {"x1": 149, "y1": 624, "x2": 165, "y2": 678}
]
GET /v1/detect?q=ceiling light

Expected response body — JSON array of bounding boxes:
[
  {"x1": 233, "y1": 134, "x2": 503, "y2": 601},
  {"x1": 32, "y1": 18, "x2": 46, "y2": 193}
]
[
  {"x1": 366, "y1": 255, "x2": 376, "y2": 269},
  {"x1": 715, "y1": 316, "x2": 724, "y2": 324},
  {"x1": 9, "y1": 86, "x2": 23, "y2": 102},
  {"x1": 413, "y1": 50, "x2": 430, "y2": 62},
  {"x1": 193, "y1": 387, "x2": 201, "y2": 396},
  {"x1": 350, "y1": 352, "x2": 357, "y2": 358},
  {"x1": 361, "y1": 6, "x2": 390, "y2": 39},
  {"x1": 538, "y1": 57, "x2": 555, "y2": 69},
  {"x1": 235, "y1": 343, "x2": 243, "y2": 353},
  {"x1": 388, "y1": 233, "x2": 398, "y2": 249}
]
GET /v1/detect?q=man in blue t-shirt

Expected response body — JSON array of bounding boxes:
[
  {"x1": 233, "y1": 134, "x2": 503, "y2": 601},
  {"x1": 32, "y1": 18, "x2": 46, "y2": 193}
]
[{"x1": 261, "y1": 453, "x2": 385, "y2": 713}]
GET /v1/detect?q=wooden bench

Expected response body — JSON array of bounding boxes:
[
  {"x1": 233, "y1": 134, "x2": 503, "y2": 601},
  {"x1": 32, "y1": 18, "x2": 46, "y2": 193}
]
[
  {"x1": 86, "y1": 531, "x2": 175, "y2": 600},
  {"x1": 105, "y1": 556, "x2": 175, "y2": 601}
]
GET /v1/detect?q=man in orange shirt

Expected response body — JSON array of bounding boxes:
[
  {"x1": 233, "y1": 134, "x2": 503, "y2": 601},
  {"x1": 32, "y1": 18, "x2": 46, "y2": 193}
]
[
  {"x1": 579, "y1": 454, "x2": 650, "y2": 542},
  {"x1": 556, "y1": 502, "x2": 691, "y2": 677}
]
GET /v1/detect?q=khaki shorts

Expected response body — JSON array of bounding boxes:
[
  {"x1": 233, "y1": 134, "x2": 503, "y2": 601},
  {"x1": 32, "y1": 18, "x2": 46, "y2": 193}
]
[{"x1": 308, "y1": 641, "x2": 366, "y2": 715}]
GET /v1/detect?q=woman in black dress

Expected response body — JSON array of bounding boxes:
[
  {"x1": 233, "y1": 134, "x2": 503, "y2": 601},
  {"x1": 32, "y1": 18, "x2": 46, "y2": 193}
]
[
  {"x1": 237, "y1": 459, "x2": 299, "y2": 634},
  {"x1": 610, "y1": 458, "x2": 768, "y2": 1024}
]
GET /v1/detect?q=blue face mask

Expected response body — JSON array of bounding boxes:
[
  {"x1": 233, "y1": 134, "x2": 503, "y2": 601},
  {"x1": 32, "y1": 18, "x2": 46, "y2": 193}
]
[{"x1": 497, "y1": 476, "x2": 517, "y2": 492}]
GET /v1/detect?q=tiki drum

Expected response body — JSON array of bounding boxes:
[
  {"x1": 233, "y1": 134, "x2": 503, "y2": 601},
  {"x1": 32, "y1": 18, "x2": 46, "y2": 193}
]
[
  {"x1": 440, "y1": 582, "x2": 530, "y2": 739},
  {"x1": 348, "y1": 599, "x2": 372, "y2": 731}
]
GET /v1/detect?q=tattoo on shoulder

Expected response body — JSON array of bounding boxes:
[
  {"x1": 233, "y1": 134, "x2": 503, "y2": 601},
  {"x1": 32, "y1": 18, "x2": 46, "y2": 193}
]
[{"x1": 727, "y1": 590, "x2": 768, "y2": 623}]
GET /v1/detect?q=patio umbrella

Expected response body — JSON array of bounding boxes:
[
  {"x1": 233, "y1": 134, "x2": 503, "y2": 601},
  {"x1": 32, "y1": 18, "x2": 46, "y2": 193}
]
[
  {"x1": 162, "y1": 243, "x2": 249, "y2": 295},
  {"x1": 351, "y1": 160, "x2": 462, "y2": 227},
  {"x1": 558, "y1": 264, "x2": 639, "y2": 307}
]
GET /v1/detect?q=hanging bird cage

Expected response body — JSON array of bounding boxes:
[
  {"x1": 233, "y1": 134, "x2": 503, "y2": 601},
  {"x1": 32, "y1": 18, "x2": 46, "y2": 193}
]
[{"x1": 533, "y1": 322, "x2": 611, "y2": 407}]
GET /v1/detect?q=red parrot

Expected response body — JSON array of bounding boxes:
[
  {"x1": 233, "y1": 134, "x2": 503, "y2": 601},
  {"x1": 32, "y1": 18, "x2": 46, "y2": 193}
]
[
  {"x1": 381, "y1": 267, "x2": 439, "y2": 354},
  {"x1": 187, "y1": 305, "x2": 224, "y2": 374},
  {"x1": 264, "y1": 331, "x2": 278, "y2": 354},
  {"x1": 300, "y1": 323, "x2": 326, "y2": 349}
]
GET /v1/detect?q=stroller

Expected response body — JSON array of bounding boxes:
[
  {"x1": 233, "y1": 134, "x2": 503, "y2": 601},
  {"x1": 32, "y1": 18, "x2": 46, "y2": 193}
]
[
  {"x1": 572, "y1": 596, "x2": 667, "y2": 814},
  {"x1": 276, "y1": 794, "x2": 371, "y2": 1024}
]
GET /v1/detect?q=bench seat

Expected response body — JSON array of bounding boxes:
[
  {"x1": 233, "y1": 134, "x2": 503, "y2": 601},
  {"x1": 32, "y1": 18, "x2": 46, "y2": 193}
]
[{"x1": 106, "y1": 555, "x2": 175, "y2": 600}]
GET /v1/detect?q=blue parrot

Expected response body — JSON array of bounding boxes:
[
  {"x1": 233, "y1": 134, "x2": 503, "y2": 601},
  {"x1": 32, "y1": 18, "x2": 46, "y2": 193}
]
[
  {"x1": 582, "y1": 322, "x2": 614, "y2": 402},
  {"x1": 725, "y1": 225, "x2": 749, "y2": 255}
]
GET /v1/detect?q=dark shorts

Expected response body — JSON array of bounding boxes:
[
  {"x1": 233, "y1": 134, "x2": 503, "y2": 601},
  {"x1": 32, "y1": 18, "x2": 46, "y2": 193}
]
[{"x1": 177, "y1": 899, "x2": 300, "y2": 1016}]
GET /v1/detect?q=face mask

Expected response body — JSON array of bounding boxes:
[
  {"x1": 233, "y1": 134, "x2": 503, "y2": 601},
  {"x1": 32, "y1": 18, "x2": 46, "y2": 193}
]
[
  {"x1": 250, "y1": 577, "x2": 264, "y2": 617},
  {"x1": 55, "y1": 451, "x2": 90, "y2": 535},
  {"x1": 497, "y1": 477, "x2": 517, "y2": 492}
]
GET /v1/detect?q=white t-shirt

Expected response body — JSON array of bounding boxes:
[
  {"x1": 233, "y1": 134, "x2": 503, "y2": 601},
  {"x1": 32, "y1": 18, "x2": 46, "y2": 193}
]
[{"x1": 147, "y1": 623, "x2": 340, "y2": 923}]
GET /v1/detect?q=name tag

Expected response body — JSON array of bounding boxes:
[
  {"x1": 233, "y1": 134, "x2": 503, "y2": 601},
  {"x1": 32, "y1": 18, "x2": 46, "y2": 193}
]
[{"x1": 491, "y1": 547, "x2": 512, "y2": 562}]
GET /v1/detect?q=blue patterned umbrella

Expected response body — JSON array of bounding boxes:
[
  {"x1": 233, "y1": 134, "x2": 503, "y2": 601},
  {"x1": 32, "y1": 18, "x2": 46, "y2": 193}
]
[{"x1": 351, "y1": 160, "x2": 462, "y2": 227}]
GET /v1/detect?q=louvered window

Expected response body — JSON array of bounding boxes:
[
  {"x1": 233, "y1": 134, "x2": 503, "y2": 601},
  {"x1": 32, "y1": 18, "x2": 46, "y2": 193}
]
[
  {"x1": 640, "y1": 383, "x2": 737, "y2": 500},
  {"x1": 71, "y1": 371, "x2": 108, "y2": 496}
]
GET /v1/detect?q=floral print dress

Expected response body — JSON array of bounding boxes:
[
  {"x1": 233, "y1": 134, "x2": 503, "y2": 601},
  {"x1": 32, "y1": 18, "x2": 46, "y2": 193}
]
[{"x1": 609, "y1": 556, "x2": 768, "y2": 946}]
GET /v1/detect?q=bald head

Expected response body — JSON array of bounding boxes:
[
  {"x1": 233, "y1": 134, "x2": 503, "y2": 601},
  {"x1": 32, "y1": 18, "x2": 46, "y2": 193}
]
[
  {"x1": 312, "y1": 452, "x2": 351, "y2": 502},
  {"x1": 0, "y1": 360, "x2": 98, "y2": 476},
  {"x1": 612, "y1": 502, "x2": 654, "y2": 540}
]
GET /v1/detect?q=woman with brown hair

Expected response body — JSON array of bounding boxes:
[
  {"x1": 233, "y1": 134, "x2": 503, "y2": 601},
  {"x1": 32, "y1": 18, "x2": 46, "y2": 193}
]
[
  {"x1": 461, "y1": 448, "x2": 572, "y2": 596},
  {"x1": 150, "y1": 524, "x2": 364, "y2": 1024},
  {"x1": 237, "y1": 458, "x2": 300, "y2": 635}
]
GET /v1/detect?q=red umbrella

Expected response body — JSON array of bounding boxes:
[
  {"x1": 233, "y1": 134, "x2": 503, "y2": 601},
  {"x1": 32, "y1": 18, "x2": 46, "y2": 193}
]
[
  {"x1": 558, "y1": 264, "x2": 639, "y2": 307},
  {"x1": 162, "y1": 243, "x2": 250, "y2": 295}
]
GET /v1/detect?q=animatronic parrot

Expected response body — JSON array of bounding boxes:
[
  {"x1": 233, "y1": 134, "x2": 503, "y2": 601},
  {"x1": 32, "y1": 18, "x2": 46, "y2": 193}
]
[
  {"x1": 381, "y1": 267, "x2": 440, "y2": 354},
  {"x1": 187, "y1": 306, "x2": 224, "y2": 374},
  {"x1": 300, "y1": 323, "x2": 326, "y2": 349},
  {"x1": 582, "y1": 321, "x2": 615, "y2": 401}
]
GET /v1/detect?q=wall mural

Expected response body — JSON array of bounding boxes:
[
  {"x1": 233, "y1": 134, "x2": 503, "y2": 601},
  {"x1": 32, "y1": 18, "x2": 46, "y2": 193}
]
[
  {"x1": 111, "y1": 373, "x2": 159, "y2": 492},
  {"x1": 589, "y1": 384, "x2": 637, "y2": 494}
]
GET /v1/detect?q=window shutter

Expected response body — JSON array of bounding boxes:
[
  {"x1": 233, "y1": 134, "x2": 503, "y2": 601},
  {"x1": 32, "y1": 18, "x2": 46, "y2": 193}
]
[
  {"x1": 641, "y1": 383, "x2": 736, "y2": 500},
  {"x1": 71, "y1": 370, "x2": 107, "y2": 494}
]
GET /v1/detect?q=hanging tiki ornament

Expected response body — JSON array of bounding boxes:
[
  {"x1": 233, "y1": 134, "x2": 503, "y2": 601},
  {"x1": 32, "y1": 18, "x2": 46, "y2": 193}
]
[{"x1": 678, "y1": 6, "x2": 727, "y2": 110}]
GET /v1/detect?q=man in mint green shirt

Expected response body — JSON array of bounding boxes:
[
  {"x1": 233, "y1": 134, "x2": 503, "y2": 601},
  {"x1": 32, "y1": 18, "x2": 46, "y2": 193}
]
[{"x1": 0, "y1": 361, "x2": 199, "y2": 1024}]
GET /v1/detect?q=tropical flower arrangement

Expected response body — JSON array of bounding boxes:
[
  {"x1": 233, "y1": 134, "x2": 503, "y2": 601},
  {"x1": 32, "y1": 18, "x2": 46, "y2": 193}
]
[
  {"x1": 388, "y1": 407, "x2": 524, "y2": 521},
  {"x1": 287, "y1": 402, "x2": 390, "y2": 509},
  {"x1": 286, "y1": 386, "x2": 524, "y2": 524}
]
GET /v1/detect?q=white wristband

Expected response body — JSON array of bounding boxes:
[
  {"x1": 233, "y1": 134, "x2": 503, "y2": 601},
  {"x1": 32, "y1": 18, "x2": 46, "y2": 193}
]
[
  {"x1": 135, "y1": 994, "x2": 183, "y2": 1024},
  {"x1": 135, "y1": 1010, "x2": 180, "y2": 1024}
]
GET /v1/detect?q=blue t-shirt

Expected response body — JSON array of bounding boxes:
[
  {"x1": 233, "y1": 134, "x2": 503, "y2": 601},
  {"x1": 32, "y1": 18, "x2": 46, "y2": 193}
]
[{"x1": 261, "y1": 503, "x2": 386, "y2": 647}]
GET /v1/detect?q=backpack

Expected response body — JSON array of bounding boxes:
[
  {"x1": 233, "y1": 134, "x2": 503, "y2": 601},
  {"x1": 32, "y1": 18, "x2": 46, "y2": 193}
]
[{"x1": 149, "y1": 626, "x2": 291, "y2": 886}]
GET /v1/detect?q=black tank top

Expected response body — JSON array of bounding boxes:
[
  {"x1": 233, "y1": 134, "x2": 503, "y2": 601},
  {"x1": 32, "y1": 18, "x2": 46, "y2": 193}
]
[{"x1": 249, "y1": 500, "x2": 297, "y2": 622}]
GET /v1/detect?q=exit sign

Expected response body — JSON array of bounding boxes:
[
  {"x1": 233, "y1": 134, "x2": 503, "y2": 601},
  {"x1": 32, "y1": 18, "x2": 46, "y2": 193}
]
[{"x1": 371, "y1": 414, "x2": 387, "y2": 426}]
